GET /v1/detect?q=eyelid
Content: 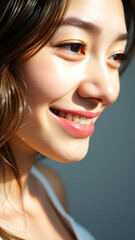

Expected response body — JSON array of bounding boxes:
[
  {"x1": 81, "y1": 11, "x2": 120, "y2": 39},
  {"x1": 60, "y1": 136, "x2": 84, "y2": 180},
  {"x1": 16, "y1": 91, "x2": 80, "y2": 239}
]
[
  {"x1": 107, "y1": 52, "x2": 127, "y2": 69},
  {"x1": 56, "y1": 40, "x2": 87, "y2": 49},
  {"x1": 109, "y1": 52, "x2": 127, "y2": 61},
  {"x1": 55, "y1": 40, "x2": 88, "y2": 59},
  {"x1": 55, "y1": 39, "x2": 86, "y2": 44}
]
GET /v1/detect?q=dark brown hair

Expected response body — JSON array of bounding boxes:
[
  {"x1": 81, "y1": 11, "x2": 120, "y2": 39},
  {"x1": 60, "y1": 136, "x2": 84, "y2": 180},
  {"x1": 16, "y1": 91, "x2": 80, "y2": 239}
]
[
  {"x1": 0, "y1": 0, "x2": 69, "y2": 239},
  {"x1": 121, "y1": 0, "x2": 135, "y2": 73},
  {"x1": 0, "y1": 0, "x2": 135, "y2": 239},
  {"x1": 0, "y1": 0, "x2": 70, "y2": 178}
]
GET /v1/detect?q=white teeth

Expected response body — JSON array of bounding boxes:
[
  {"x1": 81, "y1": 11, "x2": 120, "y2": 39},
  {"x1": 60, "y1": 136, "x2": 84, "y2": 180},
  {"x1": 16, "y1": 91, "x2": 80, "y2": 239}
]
[
  {"x1": 86, "y1": 119, "x2": 92, "y2": 124},
  {"x1": 65, "y1": 113, "x2": 73, "y2": 120},
  {"x1": 54, "y1": 109, "x2": 92, "y2": 125},
  {"x1": 73, "y1": 115, "x2": 80, "y2": 123},
  {"x1": 65, "y1": 113, "x2": 92, "y2": 125},
  {"x1": 79, "y1": 117, "x2": 86, "y2": 124}
]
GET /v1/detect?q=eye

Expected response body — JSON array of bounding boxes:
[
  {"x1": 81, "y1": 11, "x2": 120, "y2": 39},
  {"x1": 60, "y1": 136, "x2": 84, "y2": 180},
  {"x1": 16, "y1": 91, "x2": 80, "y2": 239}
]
[
  {"x1": 108, "y1": 53, "x2": 127, "y2": 69},
  {"x1": 109, "y1": 53, "x2": 127, "y2": 63},
  {"x1": 56, "y1": 42, "x2": 87, "y2": 55}
]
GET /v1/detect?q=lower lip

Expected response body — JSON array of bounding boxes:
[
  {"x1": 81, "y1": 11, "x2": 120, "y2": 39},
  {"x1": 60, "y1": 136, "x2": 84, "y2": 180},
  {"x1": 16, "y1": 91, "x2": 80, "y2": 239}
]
[{"x1": 51, "y1": 113, "x2": 95, "y2": 137}]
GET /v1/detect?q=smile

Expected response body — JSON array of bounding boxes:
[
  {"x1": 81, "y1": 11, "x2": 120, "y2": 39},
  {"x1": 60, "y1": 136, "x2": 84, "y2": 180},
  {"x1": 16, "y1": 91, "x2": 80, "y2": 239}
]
[
  {"x1": 50, "y1": 108, "x2": 101, "y2": 137},
  {"x1": 51, "y1": 108, "x2": 92, "y2": 125}
]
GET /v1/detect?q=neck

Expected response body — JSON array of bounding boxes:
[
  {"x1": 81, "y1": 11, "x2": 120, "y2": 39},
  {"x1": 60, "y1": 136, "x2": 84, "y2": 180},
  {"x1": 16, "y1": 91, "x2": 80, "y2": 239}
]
[{"x1": 0, "y1": 134, "x2": 36, "y2": 210}]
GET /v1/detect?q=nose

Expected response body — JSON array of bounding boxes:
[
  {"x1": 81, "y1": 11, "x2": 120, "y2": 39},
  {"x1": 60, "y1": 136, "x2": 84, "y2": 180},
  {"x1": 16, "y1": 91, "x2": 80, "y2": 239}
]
[{"x1": 77, "y1": 59, "x2": 120, "y2": 106}]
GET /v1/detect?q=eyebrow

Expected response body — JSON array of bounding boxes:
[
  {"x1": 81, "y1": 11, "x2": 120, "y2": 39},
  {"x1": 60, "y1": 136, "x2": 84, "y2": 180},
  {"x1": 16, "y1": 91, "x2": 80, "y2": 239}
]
[
  {"x1": 115, "y1": 32, "x2": 129, "y2": 41},
  {"x1": 61, "y1": 17, "x2": 101, "y2": 34},
  {"x1": 61, "y1": 17, "x2": 129, "y2": 41}
]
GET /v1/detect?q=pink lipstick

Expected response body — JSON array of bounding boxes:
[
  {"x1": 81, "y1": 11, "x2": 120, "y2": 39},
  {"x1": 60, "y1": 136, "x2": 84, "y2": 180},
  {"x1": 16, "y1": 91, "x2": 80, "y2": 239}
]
[{"x1": 50, "y1": 108, "x2": 101, "y2": 137}]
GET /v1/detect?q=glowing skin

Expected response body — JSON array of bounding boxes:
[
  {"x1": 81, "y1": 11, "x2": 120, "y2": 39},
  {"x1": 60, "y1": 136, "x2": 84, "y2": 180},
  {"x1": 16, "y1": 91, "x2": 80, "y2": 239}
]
[{"x1": 10, "y1": 0, "x2": 127, "y2": 163}]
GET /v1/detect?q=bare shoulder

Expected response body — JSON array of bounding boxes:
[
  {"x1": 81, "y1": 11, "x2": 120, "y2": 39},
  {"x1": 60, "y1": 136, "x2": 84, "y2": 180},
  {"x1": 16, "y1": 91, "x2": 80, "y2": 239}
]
[{"x1": 34, "y1": 162, "x2": 69, "y2": 211}]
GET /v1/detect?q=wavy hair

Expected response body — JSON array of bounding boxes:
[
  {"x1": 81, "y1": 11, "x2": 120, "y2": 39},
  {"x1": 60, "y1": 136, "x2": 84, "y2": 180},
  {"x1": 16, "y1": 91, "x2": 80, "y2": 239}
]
[
  {"x1": 121, "y1": 0, "x2": 135, "y2": 73},
  {"x1": 0, "y1": 0, "x2": 135, "y2": 239},
  {"x1": 0, "y1": 0, "x2": 69, "y2": 239}
]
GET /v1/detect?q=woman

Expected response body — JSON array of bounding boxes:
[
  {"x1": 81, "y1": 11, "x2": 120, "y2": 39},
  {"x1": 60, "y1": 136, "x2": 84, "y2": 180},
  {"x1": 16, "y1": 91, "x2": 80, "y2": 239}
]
[{"x1": 0, "y1": 0, "x2": 135, "y2": 239}]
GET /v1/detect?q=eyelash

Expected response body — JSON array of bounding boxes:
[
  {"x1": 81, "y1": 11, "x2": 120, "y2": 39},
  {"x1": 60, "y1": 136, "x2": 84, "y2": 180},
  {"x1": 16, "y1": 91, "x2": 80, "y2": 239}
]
[
  {"x1": 56, "y1": 42, "x2": 127, "y2": 66},
  {"x1": 109, "y1": 53, "x2": 127, "y2": 64},
  {"x1": 56, "y1": 42, "x2": 87, "y2": 55}
]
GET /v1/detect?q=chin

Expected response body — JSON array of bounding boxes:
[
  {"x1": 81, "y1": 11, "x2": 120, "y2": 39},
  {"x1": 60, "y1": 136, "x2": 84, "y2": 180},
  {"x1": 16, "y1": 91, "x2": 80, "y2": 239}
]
[
  {"x1": 49, "y1": 142, "x2": 90, "y2": 163},
  {"x1": 37, "y1": 135, "x2": 91, "y2": 163},
  {"x1": 51, "y1": 154, "x2": 87, "y2": 163}
]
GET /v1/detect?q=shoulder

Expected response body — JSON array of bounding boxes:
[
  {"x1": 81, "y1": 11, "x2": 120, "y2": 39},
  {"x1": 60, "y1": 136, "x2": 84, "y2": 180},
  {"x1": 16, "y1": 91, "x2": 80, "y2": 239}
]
[{"x1": 33, "y1": 162, "x2": 69, "y2": 211}]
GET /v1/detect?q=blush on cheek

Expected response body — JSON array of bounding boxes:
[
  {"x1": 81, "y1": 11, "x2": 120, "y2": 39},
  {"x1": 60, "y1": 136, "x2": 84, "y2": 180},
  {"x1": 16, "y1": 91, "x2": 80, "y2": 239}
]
[{"x1": 19, "y1": 56, "x2": 74, "y2": 103}]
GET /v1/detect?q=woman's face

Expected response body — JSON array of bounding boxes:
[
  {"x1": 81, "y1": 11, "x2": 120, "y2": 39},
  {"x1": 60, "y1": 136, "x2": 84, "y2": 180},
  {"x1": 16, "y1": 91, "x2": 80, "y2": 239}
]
[{"x1": 13, "y1": 0, "x2": 127, "y2": 162}]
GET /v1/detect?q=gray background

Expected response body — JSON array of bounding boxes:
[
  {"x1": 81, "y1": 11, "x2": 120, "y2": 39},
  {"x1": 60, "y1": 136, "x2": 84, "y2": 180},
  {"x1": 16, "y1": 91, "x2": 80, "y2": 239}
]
[{"x1": 43, "y1": 56, "x2": 135, "y2": 240}]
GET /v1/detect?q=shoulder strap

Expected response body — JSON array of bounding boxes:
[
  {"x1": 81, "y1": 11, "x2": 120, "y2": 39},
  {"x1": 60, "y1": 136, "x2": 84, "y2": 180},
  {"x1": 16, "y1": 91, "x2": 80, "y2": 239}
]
[
  {"x1": 31, "y1": 166, "x2": 95, "y2": 240},
  {"x1": 31, "y1": 166, "x2": 80, "y2": 239}
]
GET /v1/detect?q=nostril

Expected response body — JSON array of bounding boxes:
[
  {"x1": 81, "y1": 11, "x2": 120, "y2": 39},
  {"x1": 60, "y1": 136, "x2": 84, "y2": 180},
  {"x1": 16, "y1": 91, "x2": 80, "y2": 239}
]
[
  {"x1": 99, "y1": 99, "x2": 103, "y2": 103},
  {"x1": 89, "y1": 97, "x2": 103, "y2": 104},
  {"x1": 93, "y1": 98, "x2": 103, "y2": 103}
]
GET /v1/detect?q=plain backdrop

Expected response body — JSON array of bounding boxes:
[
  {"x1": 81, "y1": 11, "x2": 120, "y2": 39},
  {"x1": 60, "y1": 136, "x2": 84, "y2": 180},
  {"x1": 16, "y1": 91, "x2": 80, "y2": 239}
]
[{"x1": 42, "y1": 55, "x2": 135, "y2": 240}]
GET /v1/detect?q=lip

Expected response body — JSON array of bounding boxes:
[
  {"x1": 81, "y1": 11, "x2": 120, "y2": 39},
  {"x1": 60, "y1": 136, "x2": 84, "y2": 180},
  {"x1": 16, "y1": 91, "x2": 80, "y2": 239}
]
[
  {"x1": 52, "y1": 108, "x2": 101, "y2": 119},
  {"x1": 50, "y1": 108, "x2": 101, "y2": 137}
]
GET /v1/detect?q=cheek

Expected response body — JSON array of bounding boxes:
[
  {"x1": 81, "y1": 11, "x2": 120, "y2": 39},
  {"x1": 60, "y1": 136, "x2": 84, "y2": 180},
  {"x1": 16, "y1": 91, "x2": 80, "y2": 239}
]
[
  {"x1": 112, "y1": 71, "x2": 121, "y2": 100},
  {"x1": 19, "y1": 54, "x2": 77, "y2": 104}
]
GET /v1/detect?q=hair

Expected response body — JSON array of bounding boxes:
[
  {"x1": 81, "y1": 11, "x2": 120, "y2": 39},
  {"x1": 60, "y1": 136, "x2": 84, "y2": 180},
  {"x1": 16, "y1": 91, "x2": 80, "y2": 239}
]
[
  {"x1": 121, "y1": 0, "x2": 135, "y2": 73},
  {"x1": 0, "y1": 0, "x2": 135, "y2": 239},
  {"x1": 0, "y1": 0, "x2": 70, "y2": 239}
]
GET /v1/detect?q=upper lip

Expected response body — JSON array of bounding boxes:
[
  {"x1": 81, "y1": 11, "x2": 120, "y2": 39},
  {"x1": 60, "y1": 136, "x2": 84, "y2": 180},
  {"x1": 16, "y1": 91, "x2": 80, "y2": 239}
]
[{"x1": 50, "y1": 108, "x2": 101, "y2": 119}]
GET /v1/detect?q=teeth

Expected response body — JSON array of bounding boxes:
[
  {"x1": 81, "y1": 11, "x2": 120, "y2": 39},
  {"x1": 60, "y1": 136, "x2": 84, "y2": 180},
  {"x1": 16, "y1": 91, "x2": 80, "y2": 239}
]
[
  {"x1": 73, "y1": 115, "x2": 80, "y2": 123},
  {"x1": 87, "y1": 119, "x2": 92, "y2": 124},
  {"x1": 79, "y1": 117, "x2": 86, "y2": 124},
  {"x1": 51, "y1": 108, "x2": 93, "y2": 125},
  {"x1": 56, "y1": 110, "x2": 92, "y2": 125},
  {"x1": 59, "y1": 111, "x2": 66, "y2": 118},
  {"x1": 65, "y1": 113, "x2": 72, "y2": 121}
]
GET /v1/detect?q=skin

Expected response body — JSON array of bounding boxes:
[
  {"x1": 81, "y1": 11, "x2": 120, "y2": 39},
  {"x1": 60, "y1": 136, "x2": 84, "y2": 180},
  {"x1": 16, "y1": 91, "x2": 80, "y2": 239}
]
[
  {"x1": 0, "y1": 0, "x2": 128, "y2": 239},
  {"x1": 10, "y1": 0, "x2": 127, "y2": 164}
]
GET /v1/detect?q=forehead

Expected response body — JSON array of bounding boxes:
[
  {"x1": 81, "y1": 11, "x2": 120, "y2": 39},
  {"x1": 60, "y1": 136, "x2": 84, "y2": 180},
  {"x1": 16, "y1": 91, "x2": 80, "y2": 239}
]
[{"x1": 65, "y1": 0, "x2": 127, "y2": 33}]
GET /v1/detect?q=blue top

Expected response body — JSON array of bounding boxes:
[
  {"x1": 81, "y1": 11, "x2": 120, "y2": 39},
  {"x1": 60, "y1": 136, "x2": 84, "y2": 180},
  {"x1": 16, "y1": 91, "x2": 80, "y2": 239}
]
[{"x1": 0, "y1": 166, "x2": 96, "y2": 240}]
